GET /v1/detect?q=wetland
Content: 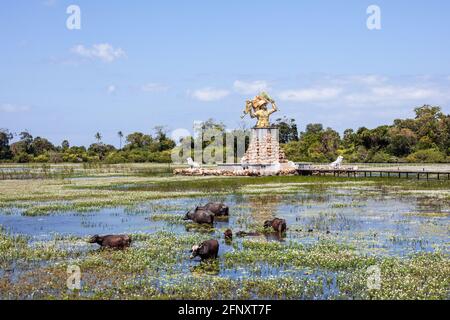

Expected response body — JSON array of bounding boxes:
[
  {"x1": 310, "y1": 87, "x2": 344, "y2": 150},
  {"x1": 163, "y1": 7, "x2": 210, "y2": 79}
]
[{"x1": 0, "y1": 164, "x2": 449, "y2": 299}]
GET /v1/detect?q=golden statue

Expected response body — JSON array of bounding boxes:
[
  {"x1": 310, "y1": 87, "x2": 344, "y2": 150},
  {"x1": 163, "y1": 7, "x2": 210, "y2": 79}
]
[{"x1": 241, "y1": 92, "x2": 278, "y2": 128}]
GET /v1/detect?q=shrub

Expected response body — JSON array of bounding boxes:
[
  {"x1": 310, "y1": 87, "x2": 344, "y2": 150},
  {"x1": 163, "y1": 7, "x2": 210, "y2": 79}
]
[
  {"x1": 105, "y1": 152, "x2": 128, "y2": 164},
  {"x1": 14, "y1": 152, "x2": 32, "y2": 163},
  {"x1": 406, "y1": 148, "x2": 446, "y2": 163},
  {"x1": 369, "y1": 151, "x2": 396, "y2": 163},
  {"x1": 33, "y1": 154, "x2": 49, "y2": 163}
]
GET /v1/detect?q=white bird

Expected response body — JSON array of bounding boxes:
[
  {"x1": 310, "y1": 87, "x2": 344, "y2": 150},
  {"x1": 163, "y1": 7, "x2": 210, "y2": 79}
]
[
  {"x1": 187, "y1": 157, "x2": 200, "y2": 168},
  {"x1": 330, "y1": 156, "x2": 343, "y2": 169}
]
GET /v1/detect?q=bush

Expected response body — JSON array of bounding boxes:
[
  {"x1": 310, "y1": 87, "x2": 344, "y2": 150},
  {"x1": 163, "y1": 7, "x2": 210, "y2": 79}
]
[
  {"x1": 62, "y1": 153, "x2": 84, "y2": 163},
  {"x1": 369, "y1": 151, "x2": 397, "y2": 163},
  {"x1": 281, "y1": 141, "x2": 303, "y2": 162},
  {"x1": 33, "y1": 154, "x2": 49, "y2": 163},
  {"x1": 105, "y1": 152, "x2": 128, "y2": 164},
  {"x1": 14, "y1": 152, "x2": 32, "y2": 163},
  {"x1": 150, "y1": 150, "x2": 172, "y2": 163},
  {"x1": 406, "y1": 149, "x2": 446, "y2": 163},
  {"x1": 48, "y1": 151, "x2": 63, "y2": 163},
  {"x1": 126, "y1": 150, "x2": 148, "y2": 163}
]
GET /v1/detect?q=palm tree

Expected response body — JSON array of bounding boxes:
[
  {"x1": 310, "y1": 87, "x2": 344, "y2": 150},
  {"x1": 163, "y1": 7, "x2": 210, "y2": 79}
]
[
  {"x1": 117, "y1": 131, "x2": 123, "y2": 149},
  {"x1": 95, "y1": 132, "x2": 102, "y2": 144}
]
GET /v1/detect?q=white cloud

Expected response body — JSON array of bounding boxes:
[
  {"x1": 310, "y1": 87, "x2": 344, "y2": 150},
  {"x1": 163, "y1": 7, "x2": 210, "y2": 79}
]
[
  {"x1": 345, "y1": 75, "x2": 387, "y2": 85},
  {"x1": 0, "y1": 104, "x2": 30, "y2": 113},
  {"x1": 233, "y1": 80, "x2": 270, "y2": 95},
  {"x1": 71, "y1": 43, "x2": 126, "y2": 63},
  {"x1": 190, "y1": 88, "x2": 230, "y2": 101},
  {"x1": 278, "y1": 88, "x2": 342, "y2": 102},
  {"x1": 107, "y1": 85, "x2": 116, "y2": 94},
  {"x1": 371, "y1": 86, "x2": 438, "y2": 100},
  {"x1": 141, "y1": 83, "x2": 169, "y2": 92},
  {"x1": 344, "y1": 85, "x2": 445, "y2": 107},
  {"x1": 274, "y1": 75, "x2": 450, "y2": 111}
]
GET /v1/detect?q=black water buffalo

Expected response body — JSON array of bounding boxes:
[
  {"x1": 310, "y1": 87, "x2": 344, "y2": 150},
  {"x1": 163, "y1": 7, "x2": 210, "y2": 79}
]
[
  {"x1": 184, "y1": 208, "x2": 215, "y2": 224},
  {"x1": 199, "y1": 202, "x2": 229, "y2": 216},
  {"x1": 224, "y1": 229, "x2": 233, "y2": 240},
  {"x1": 263, "y1": 218, "x2": 287, "y2": 233},
  {"x1": 88, "y1": 234, "x2": 131, "y2": 249},
  {"x1": 190, "y1": 239, "x2": 219, "y2": 260}
]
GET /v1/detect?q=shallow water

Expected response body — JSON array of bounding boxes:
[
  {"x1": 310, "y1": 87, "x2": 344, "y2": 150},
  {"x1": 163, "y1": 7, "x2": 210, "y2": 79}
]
[
  {"x1": 1, "y1": 188, "x2": 448, "y2": 257},
  {"x1": 1, "y1": 182, "x2": 449, "y2": 299}
]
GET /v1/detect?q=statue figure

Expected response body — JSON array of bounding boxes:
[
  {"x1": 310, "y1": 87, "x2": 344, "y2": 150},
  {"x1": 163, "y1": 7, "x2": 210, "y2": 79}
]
[{"x1": 241, "y1": 92, "x2": 278, "y2": 128}]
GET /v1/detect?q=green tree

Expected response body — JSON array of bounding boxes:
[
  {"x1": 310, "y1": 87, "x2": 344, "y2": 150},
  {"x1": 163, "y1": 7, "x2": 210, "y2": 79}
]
[
  {"x1": 406, "y1": 149, "x2": 446, "y2": 163},
  {"x1": 154, "y1": 126, "x2": 175, "y2": 151},
  {"x1": 117, "y1": 131, "x2": 124, "y2": 149},
  {"x1": 61, "y1": 140, "x2": 70, "y2": 150},
  {"x1": 88, "y1": 143, "x2": 116, "y2": 161},
  {"x1": 387, "y1": 128, "x2": 417, "y2": 157},
  {"x1": 283, "y1": 123, "x2": 341, "y2": 162},
  {"x1": 31, "y1": 137, "x2": 55, "y2": 156},
  {"x1": 125, "y1": 132, "x2": 153, "y2": 150},
  {"x1": 395, "y1": 105, "x2": 449, "y2": 154},
  {"x1": 0, "y1": 129, "x2": 13, "y2": 159},
  {"x1": 95, "y1": 132, "x2": 102, "y2": 143},
  {"x1": 10, "y1": 131, "x2": 33, "y2": 157},
  {"x1": 275, "y1": 117, "x2": 299, "y2": 143}
]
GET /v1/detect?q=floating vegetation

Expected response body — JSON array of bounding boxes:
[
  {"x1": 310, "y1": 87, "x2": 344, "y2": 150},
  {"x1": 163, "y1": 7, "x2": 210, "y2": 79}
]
[{"x1": 147, "y1": 213, "x2": 185, "y2": 224}]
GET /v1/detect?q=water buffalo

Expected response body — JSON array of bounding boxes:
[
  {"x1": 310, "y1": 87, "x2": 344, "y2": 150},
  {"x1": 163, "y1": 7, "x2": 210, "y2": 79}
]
[
  {"x1": 263, "y1": 218, "x2": 287, "y2": 233},
  {"x1": 88, "y1": 234, "x2": 131, "y2": 249},
  {"x1": 184, "y1": 208, "x2": 215, "y2": 224},
  {"x1": 190, "y1": 239, "x2": 219, "y2": 260},
  {"x1": 224, "y1": 229, "x2": 233, "y2": 240},
  {"x1": 199, "y1": 202, "x2": 229, "y2": 216}
]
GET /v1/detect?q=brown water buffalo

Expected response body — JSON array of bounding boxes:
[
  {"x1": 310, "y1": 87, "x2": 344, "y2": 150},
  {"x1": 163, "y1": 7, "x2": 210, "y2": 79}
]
[
  {"x1": 263, "y1": 218, "x2": 287, "y2": 233},
  {"x1": 190, "y1": 239, "x2": 219, "y2": 260},
  {"x1": 198, "y1": 202, "x2": 229, "y2": 216},
  {"x1": 184, "y1": 208, "x2": 214, "y2": 224},
  {"x1": 88, "y1": 234, "x2": 131, "y2": 249},
  {"x1": 224, "y1": 229, "x2": 233, "y2": 240}
]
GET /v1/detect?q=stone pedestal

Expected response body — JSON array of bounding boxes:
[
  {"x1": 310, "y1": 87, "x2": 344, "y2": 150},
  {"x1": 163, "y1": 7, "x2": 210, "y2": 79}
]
[
  {"x1": 240, "y1": 127, "x2": 287, "y2": 165},
  {"x1": 177, "y1": 127, "x2": 298, "y2": 176}
]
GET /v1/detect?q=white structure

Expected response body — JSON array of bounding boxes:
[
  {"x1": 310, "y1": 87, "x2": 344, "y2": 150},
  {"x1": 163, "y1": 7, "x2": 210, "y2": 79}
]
[
  {"x1": 187, "y1": 157, "x2": 200, "y2": 168},
  {"x1": 288, "y1": 161, "x2": 298, "y2": 169},
  {"x1": 330, "y1": 156, "x2": 344, "y2": 169}
]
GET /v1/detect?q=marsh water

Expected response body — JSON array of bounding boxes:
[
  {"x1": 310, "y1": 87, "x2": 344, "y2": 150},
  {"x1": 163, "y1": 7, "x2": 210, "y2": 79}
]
[
  {"x1": 1, "y1": 186, "x2": 448, "y2": 257},
  {"x1": 0, "y1": 178, "x2": 449, "y2": 299}
]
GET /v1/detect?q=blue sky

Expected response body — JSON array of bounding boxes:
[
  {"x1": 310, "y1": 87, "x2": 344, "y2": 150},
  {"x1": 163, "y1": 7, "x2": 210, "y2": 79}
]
[{"x1": 1, "y1": 0, "x2": 450, "y2": 147}]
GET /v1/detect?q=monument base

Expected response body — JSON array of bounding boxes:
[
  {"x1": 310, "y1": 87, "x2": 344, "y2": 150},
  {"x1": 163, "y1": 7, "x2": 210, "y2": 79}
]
[
  {"x1": 240, "y1": 127, "x2": 288, "y2": 165},
  {"x1": 174, "y1": 127, "x2": 298, "y2": 176},
  {"x1": 173, "y1": 165, "x2": 298, "y2": 177}
]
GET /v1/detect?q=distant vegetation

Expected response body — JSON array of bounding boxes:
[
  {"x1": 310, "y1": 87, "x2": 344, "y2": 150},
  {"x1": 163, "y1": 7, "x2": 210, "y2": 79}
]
[
  {"x1": 0, "y1": 126, "x2": 175, "y2": 164},
  {"x1": 283, "y1": 105, "x2": 450, "y2": 163},
  {"x1": 0, "y1": 105, "x2": 449, "y2": 164}
]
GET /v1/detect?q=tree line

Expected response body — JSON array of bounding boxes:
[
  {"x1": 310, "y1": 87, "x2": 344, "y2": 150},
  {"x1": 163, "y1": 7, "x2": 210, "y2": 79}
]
[
  {"x1": 283, "y1": 105, "x2": 449, "y2": 163},
  {"x1": 0, "y1": 105, "x2": 449, "y2": 164},
  {"x1": 0, "y1": 126, "x2": 175, "y2": 164}
]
